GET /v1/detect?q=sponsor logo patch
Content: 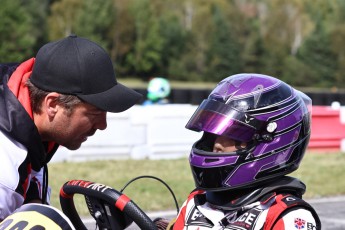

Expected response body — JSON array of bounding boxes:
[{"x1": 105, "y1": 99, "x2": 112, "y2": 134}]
[
  {"x1": 230, "y1": 209, "x2": 260, "y2": 230},
  {"x1": 186, "y1": 206, "x2": 213, "y2": 228},
  {"x1": 307, "y1": 222, "x2": 317, "y2": 230}
]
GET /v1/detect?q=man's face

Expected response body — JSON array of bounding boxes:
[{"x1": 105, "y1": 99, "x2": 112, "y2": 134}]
[{"x1": 50, "y1": 102, "x2": 107, "y2": 150}]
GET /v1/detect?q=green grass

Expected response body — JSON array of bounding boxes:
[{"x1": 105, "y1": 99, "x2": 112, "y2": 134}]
[
  {"x1": 49, "y1": 157, "x2": 194, "y2": 216},
  {"x1": 118, "y1": 77, "x2": 217, "y2": 89},
  {"x1": 49, "y1": 152, "x2": 345, "y2": 216},
  {"x1": 292, "y1": 151, "x2": 345, "y2": 198}
]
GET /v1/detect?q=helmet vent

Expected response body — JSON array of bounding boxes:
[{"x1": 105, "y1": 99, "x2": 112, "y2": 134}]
[{"x1": 205, "y1": 158, "x2": 220, "y2": 163}]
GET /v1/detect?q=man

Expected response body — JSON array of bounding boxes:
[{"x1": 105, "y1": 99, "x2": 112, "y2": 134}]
[
  {"x1": 159, "y1": 73, "x2": 321, "y2": 229},
  {"x1": 0, "y1": 35, "x2": 142, "y2": 220}
]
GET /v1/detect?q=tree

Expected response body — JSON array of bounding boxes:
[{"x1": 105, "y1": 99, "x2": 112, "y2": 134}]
[
  {"x1": 205, "y1": 3, "x2": 242, "y2": 82},
  {"x1": 124, "y1": 0, "x2": 165, "y2": 79},
  {"x1": 253, "y1": 0, "x2": 314, "y2": 80},
  {"x1": 158, "y1": 8, "x2": 189, "y2": 78},
  {"x1": 297, "y1": 22, "x2": 337, "y2": 87},
  {"x1": 328, "y1": 0, "x2": 345, "y2": 87},
  {"x1": 0, "y1": 0, "x2": 38, "y2": 62},
  {"x1": 48, "y1": 0, "x2": 114, "y2": 49},
  {"x1": 23, "y1": 0, "x2": 50, "y2": 51},
  {"x1": 241, "y1": 24, "x2": 266, "y2": 74},
  {"x1": 75, "y1": 0, "x2": 114, "y2": 49},
  {"x1": 48, "y1": 0, "x2": 83, "y2": 39}
]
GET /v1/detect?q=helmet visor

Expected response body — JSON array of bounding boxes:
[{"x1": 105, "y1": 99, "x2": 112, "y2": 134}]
[{"x1": 186, "y1": 99, "x2": 266, "y2": 142}]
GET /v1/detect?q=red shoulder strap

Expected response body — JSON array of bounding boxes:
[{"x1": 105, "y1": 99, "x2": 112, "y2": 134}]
[
  {"x1": 264, "y1": 194, "x2": 289, "y2": 229},
  {"x1": 264, "y1": 194, "x2": 321, "y2": 230},
  {"x1": 173, "y1": 190, "x2": 204, "y2": 229}
]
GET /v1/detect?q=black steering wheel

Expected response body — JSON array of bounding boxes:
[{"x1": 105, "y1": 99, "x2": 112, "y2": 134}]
[{"x1": 60, "y1": 180, "x2": 157, "y2": 230}]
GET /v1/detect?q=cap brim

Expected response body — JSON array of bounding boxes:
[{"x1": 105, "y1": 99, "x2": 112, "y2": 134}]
[{"x1": 78, "y1": 83, "x2": 142, "y2": 113}]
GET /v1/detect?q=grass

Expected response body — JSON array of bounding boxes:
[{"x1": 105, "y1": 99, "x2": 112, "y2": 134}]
[
  {"x1": 49, "y1": 156, "x2": 194, "y2": 216},
  {"x1": 49, "y1": 151, "x2": 345, "y2": 216},
  {"x1": 117, "y1": 77, "x2": 217, "y2": 89},
  {"x1": 292, "y1": 151, "x2": 345, "y2": 198}
]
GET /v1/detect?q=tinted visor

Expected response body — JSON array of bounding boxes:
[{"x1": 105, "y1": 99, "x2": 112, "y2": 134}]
[{"x1": 186, "y1": 99, "x2": 266, "y2": 142}]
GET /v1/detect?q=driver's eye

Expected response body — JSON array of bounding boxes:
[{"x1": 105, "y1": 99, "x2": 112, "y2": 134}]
[
  {"x1": 213, "y1": 136, "x2": 247, "y2": 153},
  {"x1": 235, "y1": 141, "x2": 247, "y2": 150}
]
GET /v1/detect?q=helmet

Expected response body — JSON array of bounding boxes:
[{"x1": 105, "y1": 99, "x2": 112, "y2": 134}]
[
  {"x1": 147, "y1": 77, "x2": 171, "y2": 101},
  {"x1": 185, "y1": 73, "x2": 312, "y2": 192}
]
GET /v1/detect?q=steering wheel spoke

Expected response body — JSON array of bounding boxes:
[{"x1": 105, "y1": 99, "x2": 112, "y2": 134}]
[{"x1": 60, "y1": 180, "x2": 157, "y2": 230}]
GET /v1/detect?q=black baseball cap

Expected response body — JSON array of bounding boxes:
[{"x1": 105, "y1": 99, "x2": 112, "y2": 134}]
[{"x1": 30, "y1": 35, "x2": 142, "y2": 113}]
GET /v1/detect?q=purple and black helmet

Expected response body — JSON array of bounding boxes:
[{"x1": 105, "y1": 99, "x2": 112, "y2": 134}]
[{"x1": 185, "y1": 74, "x2": 312, "y2": 191}]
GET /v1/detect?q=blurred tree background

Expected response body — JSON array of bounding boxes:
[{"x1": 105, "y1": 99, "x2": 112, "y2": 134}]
[{"x1": 1, "y1": 0, "x2": 345, "y2": 88}]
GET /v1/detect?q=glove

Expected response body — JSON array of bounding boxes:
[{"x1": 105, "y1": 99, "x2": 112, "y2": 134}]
[{"x1": 153, "y1": 217, "x2": 170, "y2": 230}]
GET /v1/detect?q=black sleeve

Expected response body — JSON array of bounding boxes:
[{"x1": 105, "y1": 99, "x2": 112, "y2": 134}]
[{"x1": 24, "y1": 179, "x2": 42, "y2": 204}]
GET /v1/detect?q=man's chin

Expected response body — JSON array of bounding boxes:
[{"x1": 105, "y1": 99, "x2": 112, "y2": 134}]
[{"x1": 63, "y1": 142, "x2": 83, "y2": 150}]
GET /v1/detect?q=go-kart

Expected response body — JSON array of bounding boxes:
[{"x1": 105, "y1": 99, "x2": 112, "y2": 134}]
[{"x1": 0, "y1": 176, "x2": 179, "y2": 230}]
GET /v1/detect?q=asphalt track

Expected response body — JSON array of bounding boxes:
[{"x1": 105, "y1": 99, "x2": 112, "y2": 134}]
[{"x1": 82, "y1": 195, "x2": 345, "y2": 229}]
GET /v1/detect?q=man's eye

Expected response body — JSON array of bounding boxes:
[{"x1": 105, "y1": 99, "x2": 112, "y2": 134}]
[
  {"x1": 88, "y1": 111, "x2": 106, "y2": 116},
  {"x1": 86, "y1": 112, "x2": 100, "y2": 116}
]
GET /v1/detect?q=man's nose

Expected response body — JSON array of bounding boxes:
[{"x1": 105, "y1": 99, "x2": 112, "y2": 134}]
[{"x1": 95, "y1": 112, "x2": 107, "y2": 130}]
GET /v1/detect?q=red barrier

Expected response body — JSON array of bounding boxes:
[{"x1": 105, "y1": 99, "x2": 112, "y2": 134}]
[{"x1": 308, "y1": 106, "x2": 345, "y2": 151}]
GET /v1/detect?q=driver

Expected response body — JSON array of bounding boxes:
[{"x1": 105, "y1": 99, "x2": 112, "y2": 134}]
[
  {"x1": 160, "y1": 73, "x2": 321, "y2": 229},
  {"x1": 0, "y1": 35, "x2": 142, "y2": 221}
]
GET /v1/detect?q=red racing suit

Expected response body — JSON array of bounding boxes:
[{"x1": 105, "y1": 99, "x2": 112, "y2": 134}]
[
  {"x1": 173, "y1": 178, "x2": 321, "y2": 230},
  {"x1": 0, "y1": 59, "x2": 59, "y2": 220}
]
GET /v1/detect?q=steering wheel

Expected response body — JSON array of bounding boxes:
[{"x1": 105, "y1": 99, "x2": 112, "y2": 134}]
[{"x1": 60, "y1": 179, "x2": 157, "y2": 230}]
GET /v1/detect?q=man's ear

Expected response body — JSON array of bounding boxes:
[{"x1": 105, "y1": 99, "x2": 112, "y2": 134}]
[{"x1": 44, "y1": 92, "x2": 60, "y2": 118}]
